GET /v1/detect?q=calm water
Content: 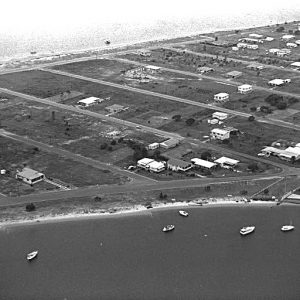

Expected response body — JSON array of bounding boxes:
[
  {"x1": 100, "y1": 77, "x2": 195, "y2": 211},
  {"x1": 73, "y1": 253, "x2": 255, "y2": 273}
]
[{"x1": 1, "y1": 204, "x2": 300, "y2": 300}]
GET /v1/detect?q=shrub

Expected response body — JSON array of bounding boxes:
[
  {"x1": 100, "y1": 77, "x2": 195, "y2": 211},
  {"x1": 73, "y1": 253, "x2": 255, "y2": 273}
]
[
  {"x1": 94, "y1": 196, "x2": 102, "y2": 202},
  {"x1": 248, "y1": 163, "x2": 259, "y2": 172},
  {"x1": 172, "y1": 114, "x2": 182, "y2": 122},
  {"x1": 276, "y1": 102, "x2": 287, "y2": 110},
  {"x1": 26, "y1": 203, "x2": 36, "y2": 212},
  {"x1": 185, "y1": 118, "x2": 195, "y2": 126},
  {"x1": 204, "y1": 185, "x2": 211, "y2": 192},
  {"x1": 100, "y1": 143, "x2": 108, "y2": 150},
  {"x1": 111, "y1": 140, "x2": 117, "y2": 145},
  {"x1": 248, "y1": 115, "x2": 255, "y2": 121},
  {"x1": 200, "y1": 151, "x2": 212, "y2": 160},
  {"x1": 240, "y1": 190, "x2": 248, "y2": 195}
]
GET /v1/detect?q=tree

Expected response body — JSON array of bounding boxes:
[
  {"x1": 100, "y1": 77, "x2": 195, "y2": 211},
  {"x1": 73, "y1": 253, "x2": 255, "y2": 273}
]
[
  {"x1": 185, "y1": 118, "x2": 195, "y2": 126},
  {"x1": 276, "y1": 102, "x2": 287, "y2": 110},
  {"x1": 200, "y1": 151, "x2": 212, "y2": 160},
  {"x1": 240, "y1": 190, "x2": 248, "y2": 195},
  {"x1": 94, "y1": 196, "x2": 102, "y2": 202},
  {"x1": 276, "y1": 26, "x2": 285, "y2": 32},
  {"x1": 172, "y1": 114, "x2": 182, "y2": 122},
  {"x1": 248, "y1": 115, "x2": 255, "y2": 122},
  {"x1": 111, "y1": 140, "x2": 117, "y2": 145},
  {"x1": 263, "y1": 188, "x2": 269, "y2": 194},
  {"x1": 204, "y1": 185, "x2": 211, "y2": 192},
  {"x1": 250, "y1": 107, "x2": 257, "y2": 112},
  {"x1": 108, "y1": 146, "x2": 113, "y2": 151},
  {"x1": 248, "y1": 163, "x2": 259, "y2": 172},
  {"x1": 26, "y1": 203, "x2": 36, "y2": 212},
  {"x1": 100, "y1": 143, "x2": 108, "y2": 150}
]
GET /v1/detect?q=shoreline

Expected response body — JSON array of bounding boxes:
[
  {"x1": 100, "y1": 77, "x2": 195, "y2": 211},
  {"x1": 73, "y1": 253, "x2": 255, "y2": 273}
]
[{"x1": 0, "y1": 198, "x2": 280, "y2": 228}]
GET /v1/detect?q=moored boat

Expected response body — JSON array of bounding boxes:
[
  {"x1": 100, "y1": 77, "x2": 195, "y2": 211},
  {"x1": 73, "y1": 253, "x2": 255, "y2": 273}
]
[
  {"x1": 162, "y1": 225, "x2": 175, "y2": 232},
  {"x1": 281, "y1": 225, "x2": 295, "y2": 232},
  {"x1": 27, "y1": 250, "x2": 38, "y2": 261},
  {"x1": 179, "y1": 210, "x2": 188, "y2": 217},
  {"x1": 240, "y1": 226, "x2": 255, "y2": 236}
]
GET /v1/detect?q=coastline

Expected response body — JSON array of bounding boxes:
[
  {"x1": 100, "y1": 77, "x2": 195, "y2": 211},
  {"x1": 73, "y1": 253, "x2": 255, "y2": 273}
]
[{"x1": 0, "y1": 197, "x2": 279, "y2": 228}]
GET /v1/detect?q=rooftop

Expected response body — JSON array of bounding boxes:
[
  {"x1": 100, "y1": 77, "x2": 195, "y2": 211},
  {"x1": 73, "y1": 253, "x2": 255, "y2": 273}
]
[
  {"x1": 168, "y1": 158, "x2": 191, "y2": 168},
  {"x1": 191, "y1": 158, "x2": 216, "y2": 169},
  {"x1": 17, "y1": 168, "x2": 44, "y2": 179},
  {"x1": 78, "y1": 97, "x2": 100, "y2": 104},
  {"x1": 214, "y1": 157, "x2": 239, "y2": 165}
]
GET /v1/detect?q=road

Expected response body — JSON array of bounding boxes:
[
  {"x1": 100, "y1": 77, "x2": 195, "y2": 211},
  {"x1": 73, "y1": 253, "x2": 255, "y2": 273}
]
[{"x1": 0, "y1": 129, "x2": 156, "y2": 183}]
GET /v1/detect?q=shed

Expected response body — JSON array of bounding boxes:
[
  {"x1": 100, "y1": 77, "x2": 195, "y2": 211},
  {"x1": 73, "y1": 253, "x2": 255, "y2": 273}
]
[
  {"x1": 191, "y1": 158, "x2": 216, "y2": 169},
  {"x1": 167, "y1": 158, "x2": 192, "y2": 172},
  {"x1": 16, "y1": 168, "x2": 45, "y2": 185}
]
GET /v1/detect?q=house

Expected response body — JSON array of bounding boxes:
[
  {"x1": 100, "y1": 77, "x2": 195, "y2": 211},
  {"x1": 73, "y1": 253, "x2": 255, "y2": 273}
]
[
  {"x1": 232, "y1": 46, "x2": 239, "y2": 51},
  {"x1": 268, "y1": 48, "x2": 280, "y2": 54},
  {"x1": 167, "y1": 158, "x2": 192, "y2": 172},
  {"x1": 210, "y1": 128, "x2": 230, "y2": 140},
  {"x1": 239, "y1": 37, "x2": 262, "y2": 44},
  {"x1": 214, "y1": 93, "x2": 229, "y2": 102},
  {"x1": 284, "y1": 147, "x2": 300, "y2": 160},
  {"x1": 268, "y1": 79, "x2": 285, "y2": 87},
  {"x1": 105, "y1": 104, "x2": 127, "y2": 114},
  {"x1": 282, "y1": 35, "x2": 295, "y2": 41},
  {"x1": 197, "y1": 66, "x2": 214, "y2": 74},
  {"x1": 106, "y1": 130, "x2": 121, "y2": 138},
  {"x1": 191, "y1": 158, "x2": 216, "y2": 170},
  {"x1": 265, "y1": 37, "x2": 274, "y2": 42},
  {"x1": 295, "y1": 40, "x2": 300, "y2": 45},
  {"x1": 16, "y1": 168, "x2": 45, "y2": 185},
  {"x1": 290, "y1": 62, "x2": 300, "y2": 70},
  {"x1": 225, "y1": 71, "x2": 242, "y2": 79},
  {"x1": 137, "y1": 49, "x2": 151, "y2": 57},
  {"x1": 245, "y1": 44, "x2": 258, "y2": 50},
  {"x1": 286, "y1": 42, "x2": 297, "y2": 48},
  {"x1": 238, "y1": 84, "x2": 253, "y2": 94},
  {"x1": 237, "y1": 42, "x2": 248, "y2": 48},
  {"x1": 144, "y1": 65, "x2": 161, "y2": 74},
  {"x1": 147, "y1": 142, "x2": 160, "y2": 150},
  {"x1": 247, "y1": 63, "x2": 264, "y2": 70},
  {"x1": 137, "y1": 158, "x2": 155, "y2": 169},
  {"x1": 78, "y1": 97, "x2": 102, "y2": 107},
  {"x1": 212, "y1": 112, "x2": 228, "y2": 120},
  {"x1": 249, "y1": 33, "x2": 264, "y2": 39},
  {"x1": 261, "y1": 146, "x2": 286, "y2": 157},
  {"x1": 214, "y1": 157, "x2": 239, "y2": 168},
  {"x1": 160, "y1": 138, "x2": 180, "y2": 149},
  {"x1": 147, "y1": 161, "x2": 165, "y2": 173}
]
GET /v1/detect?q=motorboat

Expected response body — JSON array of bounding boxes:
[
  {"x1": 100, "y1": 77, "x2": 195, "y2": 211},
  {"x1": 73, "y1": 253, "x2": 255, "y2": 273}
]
[
  {"x1": 162, "y1": 225, "x2": 175, "y2": 232},
  {"x1": 179, "y1": 210, "x2": 189, "y2": 217},
  {"x1": 281, "y1": 225, "x2": 295, "y2": 232},
  {"x1": 27, "y1": 250, "x2": 38, "y2": 261},
  {"x1": 240, "y1": 226, "x2": 255, "y2": 236}
]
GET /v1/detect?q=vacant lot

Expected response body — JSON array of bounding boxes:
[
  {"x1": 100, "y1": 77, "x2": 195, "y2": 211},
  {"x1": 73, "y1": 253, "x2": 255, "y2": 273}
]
[{"x1": 0, "y1": 136, "x2": 126, "y2": 196}]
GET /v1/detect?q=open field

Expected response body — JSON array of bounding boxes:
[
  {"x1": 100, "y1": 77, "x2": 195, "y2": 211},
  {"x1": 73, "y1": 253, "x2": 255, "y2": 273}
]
[{"x1": 0, "y1": 136, "x2": 126, "y2": 196}]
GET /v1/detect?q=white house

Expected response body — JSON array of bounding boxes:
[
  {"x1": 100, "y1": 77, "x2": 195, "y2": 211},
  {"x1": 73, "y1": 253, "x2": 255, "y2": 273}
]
[
  {"x1": 282, "y1": 35, "x2": 295, "y2": 41},
  {"x1": 137, "y1": 158, "x2": 155, "y2": 169},
  {"x1": 268, "y1": 79, "x2": 285, "y2": 86},
  {"x1": 210, "y1": 128, "x2": 230, "y2": 140},
  {"x1": 16, "y1": 168, "x2": 45, "y2": 185},
  {"x1": 212, "y1": 112, "x2": 228, "y2": 120},
  {"x1": 249, "y1": 33, "x2": 264, "y2": 39},
  {"x1": 238, "y1": 84, "x2": 253, "y2": 94},
  {"x1": 144, "y1": 65, "x2": 161, "y2": 74},
  {"x1": 78, "y1": 97, "x2": 102, "y2": 107},
  {"x1": 167, "y1": 158, "x2": 192, "y2": 172},
  {"x1": 191, "y1": 158, "x2": 216, "y2": 170},
  {"x1": 214, "y1": 93, "x2": 229, "y2": 102},
  {"x1": 160, "y1": 138, "x2": 180, "y2": 149},
  {"x1": 265, "y1": 37, "x2": 274, "y2": 42},
  {"x1": 268, "y1": 48, "x2": 280, "y2": 54},
  {"x1": 286, "y1": 42, "x2": 297, "y2": 48},
  {"x1": 290, "y1": 62, "x2": 300, "y2": 69},
  {"x1": 148, "y1": 161, "x2": 165, "y2": 173},
  {"x1": 147, "y1": 142, "x2": 160, "y2": 150},
  {"x1": 214, "y1": 157, "x2": 239, "y2": 168}
]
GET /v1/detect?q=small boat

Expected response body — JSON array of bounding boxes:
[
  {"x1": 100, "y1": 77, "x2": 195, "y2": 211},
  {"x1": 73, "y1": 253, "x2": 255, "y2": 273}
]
[
  {"x1": 281, "y1": 225, "x2": 295, "y2": 232},
  {"x1": 240, "y1": 226, "x2": 255, "y2": 236},
  {"x1": 162, "y1": 225, "x2": 175, "y2": 232},
  {"x1": 27, "y1": 250, "x2": 38, "y2": 261},
  {"x1": 179, "y1": 210, "x2": 189, "y2": 217}
]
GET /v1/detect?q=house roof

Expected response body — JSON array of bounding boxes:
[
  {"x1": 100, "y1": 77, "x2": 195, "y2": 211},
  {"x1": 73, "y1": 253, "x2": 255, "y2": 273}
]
[
  {"x1": 291, "y1": 62, "x2": 300, "y2": 67},
  {"x1": 191, "y1": 158, "x2": 216, "y2": 169},
  {"x1": 238, "y1": 84, "x2": 252, "y2": 89},
  {"x1": 148, "y1": 161, "x2": 165, "y2": 169},
  {"x1": 249, "y1": 33, "x2": 263, "y2": 38},
  {"x1": 197, "y1": 66, "x2": 214, "y2": 72},
  {"x1": 211, "y1": 128, "x2": 229, "y2": 135},
  {"x1": 285, "y1": 147, "x2": 300, "y2": 156},
  {"x1": 214, "y1": 92, "x2": 229, "y2": 98},
  {"x1": 262, "y1": 147, "x2": 286, "y2": 155},
  {"x1": 268, "y1": 79, "x2": 284, "y2": 85},
  {"x1": 145, "y1": 65, "x2": 161, "y2": 70},
  {"x1": 168, "y1": 158, "x2": 191, "y2": 168},
  {"x1": 265, "y1": 37, "x2": 274, "y2": 41},
  {"x1": 78, "y1": 97, "x2": 100, "y2": 104},
  {"x1": 214, "y1": 157, "x2": 239, "y2": 165},
  {"x1": 17, "y1": 168, "x2": 44, "y2": 180},
  {"x1": 148, "y1": 142, "x2": 160, "y2": 147},
  {"x1": 160, "y1": 138, "x2": 179, "y2": 147},
  {"x1": 282, "y1": 35, "x2": 295, "y2": 39},
  {"x1": 212, "y1": 112, "x2": 228, "y2": 118},
  {"x1": 137, "y1": 158, "x2": 154, "y2": 166}
]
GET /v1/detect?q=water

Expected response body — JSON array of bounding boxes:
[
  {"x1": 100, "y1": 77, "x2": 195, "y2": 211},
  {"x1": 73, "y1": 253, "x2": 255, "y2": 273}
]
[
  {"x1": 0, "y1": 7, "x2": 299, "y2": 61},
  {"x1": 1, "y1": 204, "x2": 300, "y2": 300}
]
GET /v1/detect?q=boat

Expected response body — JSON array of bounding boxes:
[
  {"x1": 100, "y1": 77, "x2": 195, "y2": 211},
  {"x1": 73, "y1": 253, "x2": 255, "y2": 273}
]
[
  {"x1": 162, "y1": 225, "x2": 175, "y2": 232},
  {"x1": 179, "y1": 210, "x2": 189, "y2": 217},
  {"x1": 240, "y1": 226, "x2": 255, "y2": 236},
  {"x1": 281, "y1": 225, "x2": 295, "y2": 232},
  {"x1": 27, "y1": 250, "x2": 38, "y2": 261}
]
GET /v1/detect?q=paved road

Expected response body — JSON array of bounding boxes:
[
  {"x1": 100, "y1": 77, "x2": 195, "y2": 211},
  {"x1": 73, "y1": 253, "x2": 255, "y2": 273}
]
[
  {"x1": 0, "y1": 174, "x2": 284, "y2": 207},
  {"x1": 160, "y1": 45, "x2": 300, "y2": 75},
  {"x1": 0, "y1": 129, "x2": 156, "y2": 183},
  {"x1": 0, "y1": 87, "x2": 182, "y2": 141}
]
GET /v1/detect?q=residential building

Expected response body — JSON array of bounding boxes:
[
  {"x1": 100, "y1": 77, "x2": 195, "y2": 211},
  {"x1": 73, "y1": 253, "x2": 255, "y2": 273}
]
[
  {"x1": 148, "y1": 161, "x2": 165, "y2": 173},
  {"x1": 77, "y1": 97, "x2": 102, "y2": 107},
  {"x1": 282, "y1": 35, "x2": 295, "y2": 41},
  {"x1": 106, "y1": 130, "x2": 121, "y2": 138},
  {"x1": 268, "y1": 79, "x2": 285, "y2": 86},
  {"x1": 268, "y1": 48, "x2": 280, "y2": 54},
  {"x1": 265, "y1": 37, "x2": 274, "y2": 42},
  {"x1": 239, "y1": 37, "x2": 263, "y2": 44},
  {"x1": 210, "y1": 128, "x2": 230, "y2": 140},
  {"x1": 290, "y1": 62, "x2": 300, "y2": 70},
  {"x1": 191, "y1": 158, "x2": 216, "y2": 170},
  {"x1": 197, "y1": 66, "x2": 214, "y2": 74},
  {"x1": 214, "y1": 157, "x2": 239, "y2": 168},
  {"x1": 237, "y1": 43, "x2": 258, "y2": 50},
  {"x1": 225, "y1": 71, "x2": 242, "y2": 79},
  {"x1": 167, "y1": 158, "x2": 192, "y2": 172},
  {"x1": 160, "y1": 138, "x2": 180, "y2": 149},
  {"x1": 249, "y1": 33, "x2": 264, "y2": 39},
  {"x1": 295, "y1": 40, "x2": 300, "y2": 45},
  {"x1": 231, "y1": 46, "x2": 239, "y2": 51},
  {"x1": 261, "y1": 147, "x2": 286, "y2": 157},
  {"x1": 16, "y1": 168, "x2": 45, "y2": 185},
  {"x1": 214, "y1": 93, "x2": 229, "y2": 102},
  {"x1": 144, "y1": 65, "x2": 161, "y2": 73},
  {"x1": 105, "y1": 104, "x2": 127, "y2": 114},
  {"x1": 212, "y1": 112, "x2": 228, "y2": 120},
  {"x1": 137, "y1": 49, "x2": 151, "y2": 57},
  {"x1": 137, "y1": 158, "x2": 155, "y2": 169},
  {"x1": 238, "y1": 84, "x2": 253, "y2": 94},
  {"x1": 286, "y1": 42, "x2": 297, "y2": 48},
  {"x1": 147, "y1": 142, "x2": 160, "y2": 150}
]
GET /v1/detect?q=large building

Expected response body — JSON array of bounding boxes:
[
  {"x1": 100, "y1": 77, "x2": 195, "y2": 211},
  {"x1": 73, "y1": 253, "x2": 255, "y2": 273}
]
[{"x1": 16, "y1": 168, "x2": 45, "y2": 185}]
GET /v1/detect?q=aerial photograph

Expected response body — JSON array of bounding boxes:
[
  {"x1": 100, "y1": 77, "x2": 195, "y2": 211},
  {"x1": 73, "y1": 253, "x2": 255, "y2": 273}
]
[{"x1": 1, "y1": 0, "x2": 300, "y2": 299}]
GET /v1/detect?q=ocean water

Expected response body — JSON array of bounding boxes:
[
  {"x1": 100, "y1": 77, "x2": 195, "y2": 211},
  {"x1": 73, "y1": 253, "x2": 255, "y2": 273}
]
[
  {"x1": 0, "y1": 7, "x2": 299, "y2": 61},
  {"x1": 1, "y1": 204, "x2": 300, "y2": 300}
]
